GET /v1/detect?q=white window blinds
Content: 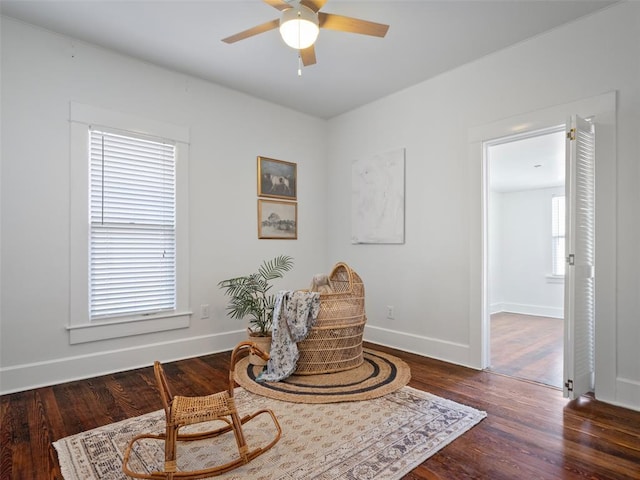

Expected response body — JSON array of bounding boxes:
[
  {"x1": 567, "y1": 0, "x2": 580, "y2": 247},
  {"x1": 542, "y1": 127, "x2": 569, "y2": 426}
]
[
  {"x1": 90, "y1": 128, "x2": 176, "y2": 320},
  {"x1": 552, "y1": 195, "x2": 566, "y2": 276}
]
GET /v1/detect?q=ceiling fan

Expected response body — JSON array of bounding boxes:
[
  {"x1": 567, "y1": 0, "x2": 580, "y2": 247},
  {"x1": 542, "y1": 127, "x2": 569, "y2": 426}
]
[{"x1": 222, "y1": 0, "x2": 389, "y2": 69}]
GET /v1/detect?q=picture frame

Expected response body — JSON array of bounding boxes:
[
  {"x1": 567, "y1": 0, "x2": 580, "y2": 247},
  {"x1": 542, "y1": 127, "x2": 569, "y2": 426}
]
[
  {"x1": 257, "y1": 156, "x2": 297, "y2": 200},
  {"x1": 258, "y1": 199, "x2": 297, "y2": 239}
]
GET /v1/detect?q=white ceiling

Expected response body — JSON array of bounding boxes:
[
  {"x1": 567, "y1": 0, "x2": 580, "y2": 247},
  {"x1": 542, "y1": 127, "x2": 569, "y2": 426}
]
[
  {"x1": 489, "y1": 129, "x2": 566, "y2": 193},
  {"x1": 0, "y1": 0, "x2": 617, "y2": 119}
]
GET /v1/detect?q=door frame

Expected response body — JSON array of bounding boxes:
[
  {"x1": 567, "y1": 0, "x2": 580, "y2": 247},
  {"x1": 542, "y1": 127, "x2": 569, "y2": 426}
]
[{"x1": 467, "y1": 92, "x2": 616, "y2": 403}]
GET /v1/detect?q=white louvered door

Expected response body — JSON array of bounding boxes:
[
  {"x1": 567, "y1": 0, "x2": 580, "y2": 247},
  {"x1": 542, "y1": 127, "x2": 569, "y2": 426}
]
[{"x1": 563, "y1": 115, "x2": 596, "y2": 399}]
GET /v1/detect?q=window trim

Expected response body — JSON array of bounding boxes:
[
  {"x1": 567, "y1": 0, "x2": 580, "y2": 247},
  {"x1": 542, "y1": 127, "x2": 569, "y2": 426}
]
[{"x1": 69, "y1": 103, "x2": 191, "y2": 344}]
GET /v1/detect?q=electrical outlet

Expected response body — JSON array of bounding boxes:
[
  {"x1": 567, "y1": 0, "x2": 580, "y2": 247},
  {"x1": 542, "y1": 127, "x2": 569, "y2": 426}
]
[
  {"x1": 386, "y1": 305, "x2": 394, "y2": 319},
  {"x1": 200, "y1": 304, "x2": 210, "y2": 319}
]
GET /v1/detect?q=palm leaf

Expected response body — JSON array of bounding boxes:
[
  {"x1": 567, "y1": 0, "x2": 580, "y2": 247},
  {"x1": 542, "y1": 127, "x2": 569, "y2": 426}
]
[{"x1": 258, "y1": 255, "x2": 294, "y2": 281}]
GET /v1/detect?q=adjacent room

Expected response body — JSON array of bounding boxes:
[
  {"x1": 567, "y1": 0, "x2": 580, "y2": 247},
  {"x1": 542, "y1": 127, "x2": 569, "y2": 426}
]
[
  {"x1": 487, "y1": 128, "x2": 566, "y2": 388},
  {"x1": 1, "y1": 1, "x2": 639, "y2": 479}
]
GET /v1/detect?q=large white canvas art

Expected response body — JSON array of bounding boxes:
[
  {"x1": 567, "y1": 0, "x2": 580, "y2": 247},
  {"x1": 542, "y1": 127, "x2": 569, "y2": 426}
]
[{"x1": 351, "y1": 148, "x2": 405, "y2": 244}]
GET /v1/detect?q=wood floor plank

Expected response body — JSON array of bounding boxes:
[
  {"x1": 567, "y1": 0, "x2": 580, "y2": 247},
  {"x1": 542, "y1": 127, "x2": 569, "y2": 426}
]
[
  {"x1": 101, "y1": 374, "x2": 150, "y2": 421},
  {"x1": 0, "y1": 394, "x2": 17, "y2": 479},
  {"x1": 3, "y1": 392, "x2": 38, "y2": 480},
  {"x1": 35, "y1": 388, "x2": 66, "y2": 479},
  {"x1": 490, "y1": 312, "x2": 564, "y2": 388},
  {"x1": 1, "y1": 342, "x2": 640, "y2": 480}
]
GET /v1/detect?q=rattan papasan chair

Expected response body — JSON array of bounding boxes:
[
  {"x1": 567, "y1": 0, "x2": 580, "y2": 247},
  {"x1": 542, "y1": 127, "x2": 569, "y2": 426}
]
[{"x1": 122, "y1": 341, "x2": 282, "y2": 479}]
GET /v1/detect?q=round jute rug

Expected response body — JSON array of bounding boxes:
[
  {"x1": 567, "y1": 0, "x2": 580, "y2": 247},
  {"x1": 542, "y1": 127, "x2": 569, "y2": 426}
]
[{"x1": 234, "y1": 348, "x2": 411, "y2": 403}]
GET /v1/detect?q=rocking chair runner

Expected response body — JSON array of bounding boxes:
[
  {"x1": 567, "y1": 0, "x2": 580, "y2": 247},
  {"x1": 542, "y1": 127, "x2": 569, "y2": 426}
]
[{"x1": 122, "y1": 341, "x2": 282, "y2": 479}]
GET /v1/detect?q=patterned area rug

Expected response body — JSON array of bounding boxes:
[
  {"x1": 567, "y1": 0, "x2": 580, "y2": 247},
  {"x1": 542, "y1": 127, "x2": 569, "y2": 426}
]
[
  {"x1": 234, "y1": 349, "x2": 412, "y2": 403},
  {"x1": 53, "y1": 386, "x2": 486, "y2": 480}
]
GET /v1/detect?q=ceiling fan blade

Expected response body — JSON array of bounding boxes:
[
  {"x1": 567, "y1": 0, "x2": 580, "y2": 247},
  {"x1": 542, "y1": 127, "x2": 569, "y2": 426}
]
[
  {"x1": 300, "y1": 0, "x2": 328, "y2": 13},
  {"x1": 221, "y1": 19, "x2": 280, "y2": 44},
  {"x1": 263, "y1": 0, "x2": 291, "y2": 11},
  {"x1": 300, "y1": 45, "x2": 317, "y2": 66},
  {"x1": 318, "y1": 12, "x2": 389, "y2": 38}
]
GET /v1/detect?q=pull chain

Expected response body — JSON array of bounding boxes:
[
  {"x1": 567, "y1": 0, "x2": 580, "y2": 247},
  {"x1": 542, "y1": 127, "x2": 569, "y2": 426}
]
[{"x1": 297, "y1": 9, "x2": 303, "y2": 77}]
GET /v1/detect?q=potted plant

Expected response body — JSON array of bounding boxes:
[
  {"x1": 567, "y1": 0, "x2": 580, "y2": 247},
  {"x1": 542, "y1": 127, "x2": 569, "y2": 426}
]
[{"x1": 218, "y1": 255, "x2": 294, "y2": 365}]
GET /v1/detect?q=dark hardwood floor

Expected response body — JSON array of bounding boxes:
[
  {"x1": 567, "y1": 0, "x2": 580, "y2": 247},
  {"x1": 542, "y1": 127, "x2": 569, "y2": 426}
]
[
  {"x1": 2, "y1": 342, "x2": 640, "y2": 479},
  {"x1": 490, "y1": 312, "x2": 564, "y2": 388}
]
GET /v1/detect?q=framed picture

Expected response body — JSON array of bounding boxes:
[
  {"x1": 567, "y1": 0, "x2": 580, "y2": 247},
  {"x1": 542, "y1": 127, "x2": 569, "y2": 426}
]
[
  {"x1": 258, "y1": 199, "x2": 297, "y2": 239},
  {"x1": 257, "y1": 156, "x2": 297, "y2": 200}
]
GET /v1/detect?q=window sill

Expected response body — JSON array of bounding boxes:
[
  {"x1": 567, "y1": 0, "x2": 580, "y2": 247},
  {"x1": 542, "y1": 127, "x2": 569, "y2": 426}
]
[
  {"x1": 67, "y1": 311, "x2": 192, "y2": 344},
  {"x1": 546, "y1": 274, "x2": 565, "y2": 284}
]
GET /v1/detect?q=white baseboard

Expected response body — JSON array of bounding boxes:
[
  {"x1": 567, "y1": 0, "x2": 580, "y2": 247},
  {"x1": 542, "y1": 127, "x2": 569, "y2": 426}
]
[
  {"x1": 491, "y1": 302, "x2": 563, "y2": 319},
  {"x1": 363, "y1": 325, "x2": 478, "y2": 370},
  {"x1": 0, "y1": 330, "x2": 246, "y2": 395},
  {"x1": 4, "y1": 326, "x2": 638, "y2": 413},
  {"x1": 489, "y1": 303, "x2": 504, "y2": 315},
  {"x1": 602, "y1": 377, "x2": 640, "y2": 413}
]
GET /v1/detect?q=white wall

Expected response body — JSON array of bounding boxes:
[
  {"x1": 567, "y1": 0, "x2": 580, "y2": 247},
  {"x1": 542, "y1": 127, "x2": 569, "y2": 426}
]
[
  {"x1": 490, "y1": 187, "x2": 564, "y2": 318},
  {"x1": 0, "y1": 18, "x2": 329, "y2": 393},
  {"x1": 327, "y1": 2, "x2": 639, "y2": 410}
]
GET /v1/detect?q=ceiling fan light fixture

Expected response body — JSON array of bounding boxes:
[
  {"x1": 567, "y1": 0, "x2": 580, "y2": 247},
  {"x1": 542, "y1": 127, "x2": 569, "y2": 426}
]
[{"x1": 279, "y1": 4, "x2": 319, "y2": 50}]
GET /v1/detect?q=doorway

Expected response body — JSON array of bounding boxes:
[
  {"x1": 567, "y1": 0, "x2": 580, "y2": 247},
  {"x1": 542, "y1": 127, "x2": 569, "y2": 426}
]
[
  {"x1": 486, "y1": 127, "x2": 566, "y2": 388},
  {"x1": 470, "y1": 92, "x2": 615, "y2": 401}
]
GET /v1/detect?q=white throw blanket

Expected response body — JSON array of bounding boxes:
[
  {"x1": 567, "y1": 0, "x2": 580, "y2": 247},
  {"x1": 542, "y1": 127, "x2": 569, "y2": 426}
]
[{"x1": 257, "y1": 290, "x2": 320, "y2": 382}]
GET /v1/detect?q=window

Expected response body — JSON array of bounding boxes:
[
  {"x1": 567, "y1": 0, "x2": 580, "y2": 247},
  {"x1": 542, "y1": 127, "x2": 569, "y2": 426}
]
[
  {"x1": 551, "y1": 195, "x2": 565, "y2": 276},
  {"x1": 90, "y1": 129, "x2": 176, "y2": 320},
  {"x1": 69, "y1": 103, "x2": 190, "y2": 343}
]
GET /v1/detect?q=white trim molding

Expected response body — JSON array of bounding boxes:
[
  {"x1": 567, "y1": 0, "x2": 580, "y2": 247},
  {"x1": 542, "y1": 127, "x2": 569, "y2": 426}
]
[
  {"x1": 613, "y1": 377, "x2": 640, "y2": 413},
  {"x1": 66, "y1": 312, "x2": 192, "y2": 344},
  {"x1": 0, "y1": 330, "x2": 246, "y2": 395},
  {"x1": 467, "y1": 91, "x2": 618, "y2": 404},
  {"x1": 364, "y1": 325, "x2": 477, "y2": 370},
  {"x1": 68, "y1": 102, "x2": 191, "y2": 343},
  {"x1": 492, "y1": 303, "x2": 564, "y2": 319}
]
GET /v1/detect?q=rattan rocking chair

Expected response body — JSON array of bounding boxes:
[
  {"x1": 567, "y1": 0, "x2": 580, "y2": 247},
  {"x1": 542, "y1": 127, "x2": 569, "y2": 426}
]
[{"x1": 122, "y1": 341, "x2": 282, "y2": 479}]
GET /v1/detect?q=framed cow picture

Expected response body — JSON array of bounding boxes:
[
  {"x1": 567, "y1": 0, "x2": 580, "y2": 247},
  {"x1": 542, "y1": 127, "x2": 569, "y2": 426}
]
[{"x1": 257, "y1": 156, "x2": 297, "y2": 200}]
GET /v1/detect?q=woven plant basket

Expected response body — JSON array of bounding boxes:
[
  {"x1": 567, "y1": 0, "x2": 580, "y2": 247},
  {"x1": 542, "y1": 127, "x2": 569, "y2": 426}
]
[{"x1": 296, "y1": 262, "x2": 366, "y2": 375}]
